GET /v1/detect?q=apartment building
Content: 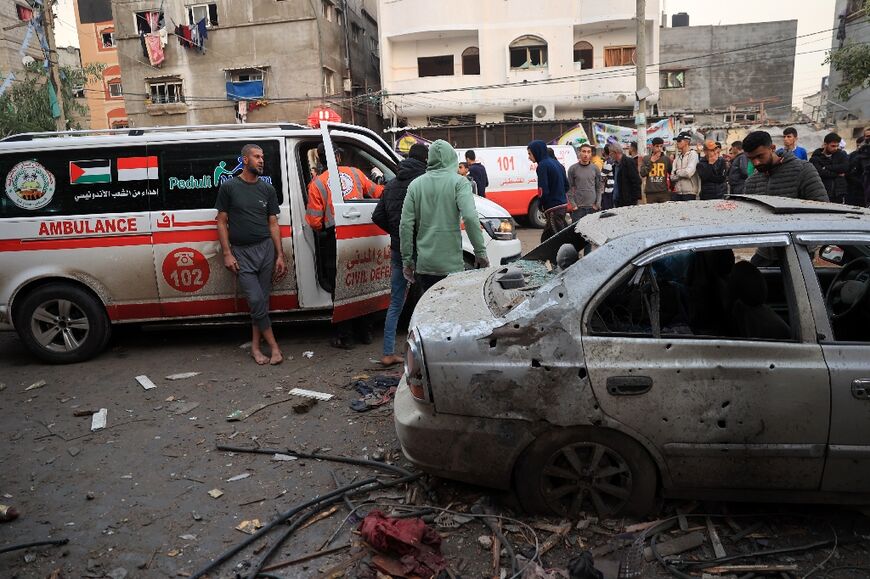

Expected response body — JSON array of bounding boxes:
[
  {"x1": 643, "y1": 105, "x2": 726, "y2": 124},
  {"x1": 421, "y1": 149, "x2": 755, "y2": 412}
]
[
  {"x1": 826, "y1": 0, "x2": 869, "y2": 136},
  {"x1": 377, "y1": 0, "x2": 660, "y2": 128},
  {"x1": 1, "y1": 2, "x2": 47, "y2": 87},
  {"x1": 110, "y1": 0, "x2": 380, "y2": 128},
  {"x1": 74, "y1": 0, "x2": 127, "y2": 129}
]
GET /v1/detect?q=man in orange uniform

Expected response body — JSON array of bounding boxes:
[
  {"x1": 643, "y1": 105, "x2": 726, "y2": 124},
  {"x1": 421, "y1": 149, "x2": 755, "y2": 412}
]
[
  {"x1": 306, "y1": 144, "x2": 384, "y2": 231},
  {"x1": 306, "y1": 143, "x2": 384, "y2": 348}
]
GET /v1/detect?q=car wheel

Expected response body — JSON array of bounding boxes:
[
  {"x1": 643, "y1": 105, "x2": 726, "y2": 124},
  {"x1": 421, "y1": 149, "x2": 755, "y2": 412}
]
[
  {"x1": 514, "y1": 427, "x2": 657, "y2": 518},
  {"x1": 14, "y1": 283, "x2": 110, "y2": 364},
  {"x1": 528, "y1": 198, "x2": 546, "y2": 229}
]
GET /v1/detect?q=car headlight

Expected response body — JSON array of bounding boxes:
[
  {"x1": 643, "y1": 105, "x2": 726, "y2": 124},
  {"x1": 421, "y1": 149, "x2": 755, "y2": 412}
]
[
  {"x1": 481, "y1": 218, "x2": 516, "y2": 240},
  {"x1": 404, "y1": 329, "x2": 431, "y2": 402}
]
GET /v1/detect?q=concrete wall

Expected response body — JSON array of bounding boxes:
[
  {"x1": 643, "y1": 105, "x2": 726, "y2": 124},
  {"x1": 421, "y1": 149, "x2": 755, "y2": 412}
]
[
  {"x1": 658, "y1": 21, "x2": 798, "y2": 121},
  {"x1": 0, "y1": 2, "x2": 45, "y2": 86},
  {"x1": 74, "y1": 0, "x2": 126, "y2": 130},
  {"x1": 111, "y1": 0, "x2": 354, "y2": 127},
  {"x1": 378, "y1": 0, "x2": 660, "y2": 124},
  {"x1": 827, "y1": 0, "x2": 870, "y2": 123}
]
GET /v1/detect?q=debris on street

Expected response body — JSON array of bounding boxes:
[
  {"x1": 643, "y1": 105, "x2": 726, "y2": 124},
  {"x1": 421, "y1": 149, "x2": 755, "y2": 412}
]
[
  {"x1": 0, "y1": 504, "x2": 20, "y2": 522},
  {"x1": 90, "y1": 408, "x2": 107, "y2": 431},
  {"x1": 235, "y1": 519, "x2": 262, "y2": 534},
  {"x1": 302, "y1": 350, "x2": 314, "y2": 358},
  {"x1": 292, "y1": 397, "x2": 317, "y2": 413},
  {"x1": 288, "y1": 387, "x2": 333, "y2": 400},
  {"x1": 134, "y1": 375, "x2": 157, "y2": 390},
  {"x1": 348, "y1": 375, "x2": 399, "y2": 412},
  {"x1": 23, "y1": 379, "x2": 46, "y2": 391},
  {"x1": 226, "y1": 473, "x2": 251, "y2": 482},
  {"x1": 358, "y1": 509, "x2": 447, "y2": 577},
  {"x1": 165, "y1": 372, "x2": 201, "y2": 381},
  {"x1": 207, "y1": 489, "x2": 224, "y2": 499}
]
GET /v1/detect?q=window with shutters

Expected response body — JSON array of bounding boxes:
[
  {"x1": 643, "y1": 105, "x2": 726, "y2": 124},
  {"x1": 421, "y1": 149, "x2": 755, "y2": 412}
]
[{"x1": 604, "y1": 46, "x2": 636, "y2": 67}]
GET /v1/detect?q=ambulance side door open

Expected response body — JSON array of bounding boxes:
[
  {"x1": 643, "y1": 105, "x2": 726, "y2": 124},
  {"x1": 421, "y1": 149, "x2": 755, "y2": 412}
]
[
  {"x1": 149, "y1": 139, "x2": 298, "y2": 318},
  {"x1": 320, "y1": 126, "x2": 393, "y2": 322}
]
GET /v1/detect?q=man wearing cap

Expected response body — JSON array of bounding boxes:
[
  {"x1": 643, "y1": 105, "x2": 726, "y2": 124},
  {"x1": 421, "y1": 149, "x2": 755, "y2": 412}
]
[
  {"x1": 697, "y1": 140, "x2": 728, "y2": 200},
  {"x1": 670, "y1": 132, "x2": 700, "y2": 201},
  {"x1": 640, "y1": 137, "x2": 672, "y2": 204}
]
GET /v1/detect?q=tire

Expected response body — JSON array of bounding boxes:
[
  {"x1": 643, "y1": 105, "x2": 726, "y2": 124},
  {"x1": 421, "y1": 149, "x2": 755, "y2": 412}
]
[
  {"x1": 528, "y1": 198, "x2": 546, "y2": 229},
  {"x1": 14, "y1": 283, "x2": 111, "y2": 364},
  {"x1": 514, "y1": 426, "x2": 657, "y2": 518}
]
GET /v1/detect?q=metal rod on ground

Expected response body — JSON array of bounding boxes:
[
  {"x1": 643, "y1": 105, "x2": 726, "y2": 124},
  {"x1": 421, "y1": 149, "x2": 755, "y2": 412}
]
[
  {"x1": 260, "y1": 543, "x2": 351, "y2": 572},
  {"x1": 189, "y1": 473, "x2": 420, "y2": 579},
  {"x1": 216, "y1": 444, "x2": 414, "y2": 478},
  {"x1": 0, "y1": 538, "x2": 69, "y2": 555}
]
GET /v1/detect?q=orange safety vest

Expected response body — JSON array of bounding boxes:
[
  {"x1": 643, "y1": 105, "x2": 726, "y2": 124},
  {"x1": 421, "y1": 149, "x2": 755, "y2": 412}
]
[{"x1": 305, "y1": 166, "x2": 384, "y2": 230}]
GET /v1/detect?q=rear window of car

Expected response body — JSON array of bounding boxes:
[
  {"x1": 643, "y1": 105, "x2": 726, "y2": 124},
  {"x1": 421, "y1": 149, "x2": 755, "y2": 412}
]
[{"x1": 1, "y1": 146, "x2": 153, "y2": 218}]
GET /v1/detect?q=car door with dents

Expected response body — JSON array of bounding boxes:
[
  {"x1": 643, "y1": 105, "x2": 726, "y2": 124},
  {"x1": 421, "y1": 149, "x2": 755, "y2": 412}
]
[
  {"x1": 796, "y1": 234, "x2": 870, "y2": 492},
  {"x1": 581, "y1": 234, "x2": 830, "y2": 491},
  {"x1": 149, "y1": 139, "x2": 297, "y2": 318}
]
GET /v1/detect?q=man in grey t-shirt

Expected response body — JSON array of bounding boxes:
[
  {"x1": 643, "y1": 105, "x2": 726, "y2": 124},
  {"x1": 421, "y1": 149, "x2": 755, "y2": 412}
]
[
  {"x1": 216, "y1": 144, "x2": 287, "y2": 365},
  {"x1": 567, "y1": 143, "x2": 602, "y2": 222}
]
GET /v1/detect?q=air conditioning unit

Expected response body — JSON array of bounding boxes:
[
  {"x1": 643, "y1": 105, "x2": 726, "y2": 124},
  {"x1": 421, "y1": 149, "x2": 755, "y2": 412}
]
[{"x1": 532, "y1": 103, "x2": 555, "y2": 121}]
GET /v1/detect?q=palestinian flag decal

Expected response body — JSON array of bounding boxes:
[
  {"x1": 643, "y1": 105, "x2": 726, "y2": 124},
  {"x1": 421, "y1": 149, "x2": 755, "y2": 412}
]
[
  {"x1": 69, "y1": 160, "x2": 111, "y2": 185},
  {"x1": 117, "y1": 156, "x2": 159, "y2": 181}
]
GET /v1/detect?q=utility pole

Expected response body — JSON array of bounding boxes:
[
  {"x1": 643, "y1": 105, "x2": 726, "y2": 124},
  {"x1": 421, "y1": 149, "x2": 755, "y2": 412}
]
[
  {"x1": 41, "y1": 0, "x2": 67, "y2": 132},
  {"x1": 635, "y1": 0, "x2": 647, "y2": 158}
]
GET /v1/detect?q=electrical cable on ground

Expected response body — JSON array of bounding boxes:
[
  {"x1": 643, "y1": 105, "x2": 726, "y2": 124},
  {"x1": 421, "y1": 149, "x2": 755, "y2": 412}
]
[{"x1": 0, "y1": 538, "x2": 69, "y2": 555}]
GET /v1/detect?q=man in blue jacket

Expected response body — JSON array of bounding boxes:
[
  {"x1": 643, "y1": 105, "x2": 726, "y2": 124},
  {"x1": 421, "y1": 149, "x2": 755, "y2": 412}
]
[{"x1": 528, "y1": 140, "x2": 568, "y2": 241}]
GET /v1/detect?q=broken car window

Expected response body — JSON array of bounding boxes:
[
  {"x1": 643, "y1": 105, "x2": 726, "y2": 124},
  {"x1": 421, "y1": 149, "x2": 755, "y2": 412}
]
[
  {"x1": 590, "y1": 245, "x2": 797, "y2": 341},
  {"x1": 813, "y1": 243, "x2": 870, "y2": 342}
]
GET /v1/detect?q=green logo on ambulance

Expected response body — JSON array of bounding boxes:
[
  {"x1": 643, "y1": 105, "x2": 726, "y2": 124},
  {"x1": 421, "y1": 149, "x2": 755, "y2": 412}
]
[{"x1": 5, "y1": 160, "x2": 56, "y2": 210}]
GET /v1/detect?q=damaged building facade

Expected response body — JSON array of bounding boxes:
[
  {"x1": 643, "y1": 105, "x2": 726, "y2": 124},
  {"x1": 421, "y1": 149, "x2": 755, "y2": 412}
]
[
  {"x1": 377, "y1": 0, "x2": 660, "y2": 129},
  {"x1": 110, "y1": 0, "x2": 381, "y2": 127}
]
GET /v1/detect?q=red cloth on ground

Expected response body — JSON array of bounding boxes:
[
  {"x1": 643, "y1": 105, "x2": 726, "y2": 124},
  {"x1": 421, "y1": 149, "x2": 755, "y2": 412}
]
[{"x1": 359, "y1": 510, "x2": 446, "y2": 577}]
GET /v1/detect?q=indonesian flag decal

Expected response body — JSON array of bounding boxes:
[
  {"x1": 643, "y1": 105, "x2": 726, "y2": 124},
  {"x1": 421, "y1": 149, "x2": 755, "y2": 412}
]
[{"x1": 117, "y1": 156, "x2": 159, "y2": 181}]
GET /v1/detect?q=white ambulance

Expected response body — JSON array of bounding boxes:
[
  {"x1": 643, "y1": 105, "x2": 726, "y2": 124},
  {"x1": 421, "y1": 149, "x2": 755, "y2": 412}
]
[
  {"x1": 456, "y1": 145, "x2": 576, "y2": 228},
  {"x1": 0, "y1": 122, "x2": 521, "y2": 363}
]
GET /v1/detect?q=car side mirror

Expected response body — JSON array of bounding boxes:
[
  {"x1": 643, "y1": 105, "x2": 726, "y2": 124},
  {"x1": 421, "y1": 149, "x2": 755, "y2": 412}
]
[{"x1": 819, "y1": 245, "x2": 844, "y2": 265}]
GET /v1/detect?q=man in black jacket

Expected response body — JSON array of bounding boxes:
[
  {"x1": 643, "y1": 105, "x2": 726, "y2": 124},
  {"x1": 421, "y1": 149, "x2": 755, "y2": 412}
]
[
  {"x1": 847, "y1": 136, "x2": 866, "y2": 207},
  {"x1": 697, "y1": 140, "x2": 728, "y2": 200},
  {"x1": 607, "y1": 143, "x2": 641, "y2": 207},
  {"x1": 371, "y1": 144, "x2": 428, "y2": 366},
  {"x1": 810, "y1": 132, "x2": 849, "y2": 203}
]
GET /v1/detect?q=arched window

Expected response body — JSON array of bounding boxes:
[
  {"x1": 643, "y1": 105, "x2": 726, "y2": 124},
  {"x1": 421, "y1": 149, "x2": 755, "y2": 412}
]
[
  {"x1": 462, "y1": 47, "x2": 480, "y2": 75},
  {"x1": 509, "y1": 35, "x2": 547, "y2": 69},
  {"x1": 574, "y1": 41, "x2": 593, "y2": 69}
]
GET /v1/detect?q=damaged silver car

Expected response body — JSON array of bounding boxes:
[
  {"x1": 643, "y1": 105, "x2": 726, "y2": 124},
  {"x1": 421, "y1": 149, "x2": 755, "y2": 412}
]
[{"x1": 394, "y1": 195, "x2": 870, "y2": 517}]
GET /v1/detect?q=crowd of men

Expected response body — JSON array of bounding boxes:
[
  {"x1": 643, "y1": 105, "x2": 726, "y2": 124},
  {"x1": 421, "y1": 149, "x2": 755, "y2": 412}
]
[
  {"x1": 213, "y1": 126, "x2": 870, "y2": 365},
  {"x1": 552, "y1": 126, "x2": 870, "y2": 225}
]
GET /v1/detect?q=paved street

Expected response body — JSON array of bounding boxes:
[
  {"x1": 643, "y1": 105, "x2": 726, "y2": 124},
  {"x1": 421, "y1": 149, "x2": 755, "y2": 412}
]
[{"x1": 2, "y1": 226, "x2": 870, "y2": 578}]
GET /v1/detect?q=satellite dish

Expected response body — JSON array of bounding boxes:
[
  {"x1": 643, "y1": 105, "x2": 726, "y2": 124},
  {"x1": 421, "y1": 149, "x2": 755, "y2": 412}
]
[{"x1": 22, "y1": 55, "x2": 35, "y2": 66}]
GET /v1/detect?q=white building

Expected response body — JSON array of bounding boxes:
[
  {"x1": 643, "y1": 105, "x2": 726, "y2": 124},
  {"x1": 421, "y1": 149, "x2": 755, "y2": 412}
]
[{"x1": 377, "y1": 0, "x2": 660, "y2": 127}]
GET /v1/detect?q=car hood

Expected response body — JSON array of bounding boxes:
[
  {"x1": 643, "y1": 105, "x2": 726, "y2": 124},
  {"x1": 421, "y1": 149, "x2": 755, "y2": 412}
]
[
  {"x1": 410, "y1": 269, "x2": 498, "y2": 338},
  {"x1": 473, "y1": 195, "x2": 511, "y2": 219}
]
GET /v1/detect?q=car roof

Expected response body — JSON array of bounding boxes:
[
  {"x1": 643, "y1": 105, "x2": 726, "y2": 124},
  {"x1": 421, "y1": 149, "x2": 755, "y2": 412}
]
[{"x1": 578, "y1": 195, "x2": 870, "y2": 247}]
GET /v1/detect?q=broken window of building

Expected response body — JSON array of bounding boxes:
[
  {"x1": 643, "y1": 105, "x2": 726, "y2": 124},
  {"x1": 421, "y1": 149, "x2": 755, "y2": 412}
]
[
  {"x1": 323, "y1": 68, "x2": 335, "y2": 95},
  {"x1": 418, "y1": 55, "x2": 454, "y2": 77},
  {"x1": 351, "y1": 22, "x2": 361, "y2": 43},
  {"x1": 188, "y1": 3, "x2": 218, "y2": 27},
  {"x1": 660, "y1": 70, "x2": 685, "y2": 89},
  {"x1": 573, "y1": 41, "x2": 593, "y2": 69},
  {"x1": 590, "y1": 246, "x2": 796, "y2": 341},
  {"x1": 322, "y1": 0, "x2": 335, "y2": 22},
  {"x1": 147, "y1": 79, "x2": 184, "y2": 104},
  {"x1": 107, "y1": 81, "x2": 123, "y2": 98},
  {"x1": 462, "y1": 47, "x2": 480, "y2": 75},
  {"x1": 100, "y1": 29, "x2": 115, "y2": 49},
  {"x1": 226, "y1": 68, "x2": 266, "y2": 100},
  {"x1": 604, "y1": 46, "x2": 636, "y2": 67},
  {"x1": 510, "y1": 36, "x2": 548, "y2": 69},
  {"x1": 134, "y1": 11, "x2": 164, "y2": 35},
  {"x1": 370, "y1": 36, "x2": 379, "y2": 56}
]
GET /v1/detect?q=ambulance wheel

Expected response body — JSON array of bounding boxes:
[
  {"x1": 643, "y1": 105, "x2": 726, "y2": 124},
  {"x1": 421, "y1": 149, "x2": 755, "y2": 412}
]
[
  {"x1": 14, "y1": 283, "x2": 110, "y2": 364},
  {"x1": 528, "y1": 198, "x2": 546, "y2": 229}
]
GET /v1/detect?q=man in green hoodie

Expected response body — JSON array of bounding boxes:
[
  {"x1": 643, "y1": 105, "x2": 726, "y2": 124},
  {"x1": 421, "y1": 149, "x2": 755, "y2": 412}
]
[{"x1": 400, "y1": 140, "x2": 489, "y2": 293}]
